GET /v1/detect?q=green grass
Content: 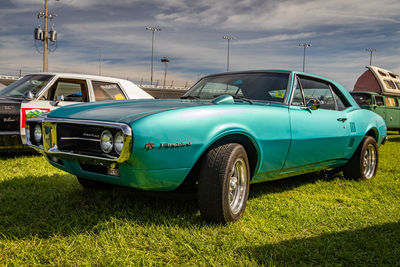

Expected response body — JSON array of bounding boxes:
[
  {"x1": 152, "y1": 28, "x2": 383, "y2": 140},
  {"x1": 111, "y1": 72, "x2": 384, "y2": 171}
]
[{"x1": 1, "y1": 133, "x2": 400, "y2": 266}]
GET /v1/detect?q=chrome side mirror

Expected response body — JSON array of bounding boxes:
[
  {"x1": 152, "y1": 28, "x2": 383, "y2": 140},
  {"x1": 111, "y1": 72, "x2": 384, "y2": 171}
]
[
  {"x1": 57, "y1": 95, "x2": 65, "y2": 101},
  {"x1": 23, "y1": 91, "x2": 35, "y2": 100},
  {"x1": 306, "y1": 98, "x2": 320, "y2": 110}
]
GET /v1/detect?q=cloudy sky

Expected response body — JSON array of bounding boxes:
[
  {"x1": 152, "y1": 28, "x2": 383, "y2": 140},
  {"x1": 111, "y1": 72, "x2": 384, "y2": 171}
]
[{"x1": 0, "y1": 0, "x2": 399, "y2": 89}]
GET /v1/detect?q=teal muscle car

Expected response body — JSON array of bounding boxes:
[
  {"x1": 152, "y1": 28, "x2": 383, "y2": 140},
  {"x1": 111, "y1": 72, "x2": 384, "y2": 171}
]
[{"x1": 26, "y1": 70, "x2": 387, "y2": 223}]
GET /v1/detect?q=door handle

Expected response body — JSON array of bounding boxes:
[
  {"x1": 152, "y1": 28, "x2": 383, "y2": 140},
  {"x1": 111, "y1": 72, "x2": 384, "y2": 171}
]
[{"x1": 337, "y1": 118, "x2": 347, "y2": 122}]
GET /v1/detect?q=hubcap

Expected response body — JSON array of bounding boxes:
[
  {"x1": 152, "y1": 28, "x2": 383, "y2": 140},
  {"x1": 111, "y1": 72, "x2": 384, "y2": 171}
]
[
  {"x1": 363, "y1": 144, "x2": 377, "y2": 179},
  {"x1": 229, "y1": 158, "x2": 248, "y2": 215}
]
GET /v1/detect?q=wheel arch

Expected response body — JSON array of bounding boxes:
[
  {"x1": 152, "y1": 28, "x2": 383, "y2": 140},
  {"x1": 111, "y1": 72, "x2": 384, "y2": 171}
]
[
  {"x1": 365, "y1": 127, "x2": 378, "y2": 141},
  {"x1": 180, "y1": 132, "x2": 261, "y2": 189}
]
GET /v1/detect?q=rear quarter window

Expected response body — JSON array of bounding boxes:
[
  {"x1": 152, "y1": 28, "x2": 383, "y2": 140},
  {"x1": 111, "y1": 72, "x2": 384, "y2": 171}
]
[{"x1": 92, "y1": 81, "x2": 126, "y2": 101}]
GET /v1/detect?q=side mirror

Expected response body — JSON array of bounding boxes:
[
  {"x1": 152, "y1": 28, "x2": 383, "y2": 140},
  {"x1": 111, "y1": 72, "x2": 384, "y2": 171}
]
[
  {"x1": 57, "y1": 95, "x2": 65, "y2": 101},
  {"x1": 23, "y1": 91, "x2": 35, "y2": 100},
  {"x1": 306, "y1": 98, "x2": 320, "y2": 110}
]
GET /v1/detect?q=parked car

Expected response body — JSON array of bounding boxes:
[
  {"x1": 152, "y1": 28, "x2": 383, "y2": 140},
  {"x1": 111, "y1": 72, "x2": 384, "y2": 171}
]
[
  {"x1": 27, "y1": 70, "x2": 387, "y2": 223},
  {"x1": 0, "y1": 73, "x2": 153, "y2": 151},
  {"x1": 352, "y1": 65, "x2": 400, "y2": 132}
]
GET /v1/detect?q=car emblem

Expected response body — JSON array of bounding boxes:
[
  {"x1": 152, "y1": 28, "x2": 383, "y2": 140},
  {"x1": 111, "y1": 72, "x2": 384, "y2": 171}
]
[
  {"x1": 3, "y1": 117, "x2": 16, "y2": 122},
  {"x1": 145, "y1": 142, "x2": 155, "y2": 150}
]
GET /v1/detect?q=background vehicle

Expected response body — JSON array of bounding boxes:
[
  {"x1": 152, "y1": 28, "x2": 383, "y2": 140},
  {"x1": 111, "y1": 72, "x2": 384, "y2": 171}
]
[
  {"x1": 27, "y1": 70, "x2": 387, "y2": 223},
  {"x1": 0, "y1": 73, "x2": 153, "y2": 151},
  {"x1": 352, "y1": 65, "x2": 400, "y2": 132}
]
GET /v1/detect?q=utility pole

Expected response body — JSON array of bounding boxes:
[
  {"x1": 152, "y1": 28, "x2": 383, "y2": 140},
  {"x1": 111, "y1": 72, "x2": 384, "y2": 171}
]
[
  {"x1": 146, "y1": 26, "x2": 161, "y2": 86},
  {"x1": 35, "y1": 0, "x2": 57, "y2": 72},
  {"x1": 223, "y1": 35, "x2": 236, "y2": 72},
  {"x1": 298, "y1": 43, "x2": 312, "y2": 72},
  {"x1": 43, "y1": 0, "x2": 48, "y2": 72},
  {"x1": 366, "y1": 48, "x2": 377, "y2": 66}
]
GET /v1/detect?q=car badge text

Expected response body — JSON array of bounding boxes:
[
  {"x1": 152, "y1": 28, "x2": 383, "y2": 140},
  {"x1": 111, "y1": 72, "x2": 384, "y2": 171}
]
[{"x1": 145, "y1": 141, "x2": 192, "y2": 150}]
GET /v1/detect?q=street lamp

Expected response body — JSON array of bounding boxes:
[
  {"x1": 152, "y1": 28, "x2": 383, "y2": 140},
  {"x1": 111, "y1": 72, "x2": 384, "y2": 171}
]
[
  {"x1": 161, "y1": 57, "x2": 170, "y2": 89},
  {"x1": 298, "y1": 43, "x2": 312, "y2": 72},
  {"x1": 223, "y1": 35, "x2": 236, "y2": 72},
  {"x1": 146, "y1": 26, "x2": 161, "y2": 86},
  {"x1": 366, "y1": 48, "x2": 377, "y2": 66}
]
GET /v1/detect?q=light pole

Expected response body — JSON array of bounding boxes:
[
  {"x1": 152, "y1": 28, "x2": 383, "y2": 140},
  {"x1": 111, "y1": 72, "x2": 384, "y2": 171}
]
[
  {"x1": 161, "y1": 57, "x2": 170, "y2": 88},
  {"x1": 366, "y1": 48, "x2": 377, "y2": 66},
  {"x1": 298, "y1": 43, "x2": 312, "y2": 72},
  {"x1": 146, "y1": 26, "x2": 161, "y2": 86},
  {"x1": 223, "y1": 35, "x2": 236, "y2": 72},
  {"x1": 98, "y1": 48, "x2": 101, "y2": 75}
]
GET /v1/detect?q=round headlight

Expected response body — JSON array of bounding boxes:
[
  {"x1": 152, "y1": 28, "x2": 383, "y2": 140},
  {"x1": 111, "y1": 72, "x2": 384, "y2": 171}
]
[
  {"x1": 34, "y1": 124, "x2": 42, "y2": 143},
  {"x1": 114, "y1": 131, "x2": 124, "y2": 155},
  {"x1": 100, "y1": 130, "x2": 113, "y2": 153}
]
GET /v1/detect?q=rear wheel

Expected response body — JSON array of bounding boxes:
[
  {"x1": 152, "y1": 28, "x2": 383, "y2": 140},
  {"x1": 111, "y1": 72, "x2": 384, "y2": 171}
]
[
  {"x1": 343, "y1": 136, "x2": 378, "y2": 180},
  {"x1": 198, "y1": 143, "x2": 250, "y2": 223},
  {"x1": 77, "y1": 177, "x2": 110, "y2": 188}
]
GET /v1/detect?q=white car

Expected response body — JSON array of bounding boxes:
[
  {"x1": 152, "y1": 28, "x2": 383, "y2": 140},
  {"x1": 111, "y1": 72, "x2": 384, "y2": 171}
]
[{"x1": 0, "y1": 73, "x2": 153, "y2": 151}]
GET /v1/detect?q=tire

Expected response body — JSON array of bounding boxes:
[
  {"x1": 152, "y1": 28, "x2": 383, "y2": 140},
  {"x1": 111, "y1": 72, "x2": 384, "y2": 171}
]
[
  {"x1": 77, "y1": 177, "x2": 110, "y2": 189},
  {"x1": 343, "y1": 136, "x2": 378, "y2": 180},
  {"x1": 198, "y1": 143, "x2": 250, "y2": 223}
]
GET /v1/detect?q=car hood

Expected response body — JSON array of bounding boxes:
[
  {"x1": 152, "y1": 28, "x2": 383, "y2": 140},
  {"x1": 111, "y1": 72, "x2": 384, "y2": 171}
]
[{"x1": 47, "y1": 99, "x2": 210, "y2": 123}]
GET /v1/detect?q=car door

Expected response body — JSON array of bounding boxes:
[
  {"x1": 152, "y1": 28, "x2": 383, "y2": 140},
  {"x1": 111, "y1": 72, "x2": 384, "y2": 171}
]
[
  {"x1": 383, "y1": 96, "x2": 399, "y2": 130},
  {"x1": 20, "y1": 78, "x2": 89, "y2": 143},
  {"x1": 372, "y1": 95, "x2": 386, "y2": 122},
  {"x1": 283, "y1": 75, "x2": 351, "y2": 172}
]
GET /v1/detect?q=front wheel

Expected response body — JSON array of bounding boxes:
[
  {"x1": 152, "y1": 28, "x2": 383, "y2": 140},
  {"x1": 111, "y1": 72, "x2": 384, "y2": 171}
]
[
  {"x1": 343, "y1": 136, "x2": 378, "y2": 180},
  {"x1": 198, "y1": 143, "x2": 250, "y2": 223}
]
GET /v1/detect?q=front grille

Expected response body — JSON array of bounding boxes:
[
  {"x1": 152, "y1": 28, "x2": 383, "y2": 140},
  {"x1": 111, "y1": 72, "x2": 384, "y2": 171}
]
[
  {"x1": 56, "y1": 123, "x2": 121, "y2": 157},
  {"x1": 0, "y1": 103, "x2": 20, "y2": 131}
]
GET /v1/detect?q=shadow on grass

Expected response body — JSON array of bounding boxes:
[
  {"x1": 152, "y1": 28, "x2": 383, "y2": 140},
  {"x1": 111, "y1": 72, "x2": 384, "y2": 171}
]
[
  {"x1": 0, "y1": 151, "x2": 38, "y2": 159},
  {"x1": 249, "y1": 171, "x2": 337, "y2": 200},
  {"x1": 0, "y1": 170, "x2": 338, "y2": 239},
  {"x1": 240, "y1": 222, "x2": 400, "y2": 265},
  {"x1": 0, "y1": 174, "x2": 201, "y2": 239},
  {"x1": 388, "y1": 136, "x2": 400, "y2": 142}
]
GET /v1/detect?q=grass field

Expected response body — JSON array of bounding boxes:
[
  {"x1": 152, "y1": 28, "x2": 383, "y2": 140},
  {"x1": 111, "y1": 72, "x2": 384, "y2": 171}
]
[{"x1": 1, "y1": 133, "x2": 400, "y2": 265}]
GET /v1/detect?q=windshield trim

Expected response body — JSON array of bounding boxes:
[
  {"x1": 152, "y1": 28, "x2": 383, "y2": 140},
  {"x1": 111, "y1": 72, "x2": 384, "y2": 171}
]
[{"x1": 182, "y1": 70, "x2": 292, "y2": 105}]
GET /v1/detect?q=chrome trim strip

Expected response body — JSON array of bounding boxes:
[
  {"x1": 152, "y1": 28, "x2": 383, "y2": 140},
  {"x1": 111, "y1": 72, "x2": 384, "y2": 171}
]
[
  {"x1": 0, "y1": 131, "x2": 20, "y2": 135},
  {"x1": 60, "y1": 137, "x2": 100, "y2": 142}
]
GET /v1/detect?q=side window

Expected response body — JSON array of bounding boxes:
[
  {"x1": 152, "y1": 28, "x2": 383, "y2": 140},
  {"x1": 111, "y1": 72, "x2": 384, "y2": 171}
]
[
  {"x1": 385, "y1": 97, "x2": 398, "y2": 107},
  {"x1": 375, "y1": 96, "x2": 384, "y2": 106},
  {"x1": 330, "y1": 85, "x2": 350, "y2": 111},
  {"x1": 49, "y1": 79, "x2": 88, "y2": 102},
  {"x1": 92, "y1": 81, "x2": 126, "y2": 101},
  {"x1": 291, "y1": 79, "x2": 304, "y2": 106},
  {"x1": 299, "y1": 77, "x2": 336, "y2": 110}
]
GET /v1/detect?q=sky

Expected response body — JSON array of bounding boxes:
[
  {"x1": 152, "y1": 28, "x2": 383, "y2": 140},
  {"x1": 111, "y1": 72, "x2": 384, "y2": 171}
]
[{"x1": 0, "y1": 0, "x2": 399, "y2": 89}]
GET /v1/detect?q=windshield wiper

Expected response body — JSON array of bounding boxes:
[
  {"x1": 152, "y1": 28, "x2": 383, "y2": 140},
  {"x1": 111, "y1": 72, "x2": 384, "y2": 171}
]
[
  {"x1": 180, "y1": 95, "x2": 200, "y2": 99},
  {"x1": 230, "y1": 95, "x2": 253, "y2": 104}
]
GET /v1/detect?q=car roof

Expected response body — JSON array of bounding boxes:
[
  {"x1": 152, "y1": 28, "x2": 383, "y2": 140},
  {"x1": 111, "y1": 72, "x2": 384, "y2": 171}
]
[{"x1": 28, "y1": 72, "x2": 129, "y2": 82}]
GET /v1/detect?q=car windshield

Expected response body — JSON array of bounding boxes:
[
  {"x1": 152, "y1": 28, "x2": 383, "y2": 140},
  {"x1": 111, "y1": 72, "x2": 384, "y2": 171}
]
[
  {"x1": 182, "y1": 72, "x2": 290, "y2": 103},
  {"x1": 351, "y1": 93, "x2": 372, "y2": 105},
  {"x1": 0, "y1": 74, "x2": 53, "y2": 98}
]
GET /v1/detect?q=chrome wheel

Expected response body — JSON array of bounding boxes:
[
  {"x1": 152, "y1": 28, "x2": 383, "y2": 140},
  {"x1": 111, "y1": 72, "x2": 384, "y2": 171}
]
[
  {"x1": 229, "y1": 158, "x2": 248, "y2": 215},
  {"x1": 363, "y1": 143, "x2": 377, "y2": 179}
]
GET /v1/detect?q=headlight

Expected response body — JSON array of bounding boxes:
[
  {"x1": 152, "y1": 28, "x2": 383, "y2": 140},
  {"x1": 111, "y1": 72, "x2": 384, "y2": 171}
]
[
  {"x1": 114, "y1": 131, "x2": 124, "y2": 155},
  {"x1": 100, "y1": 130, "x2": 113, "y2": 153},
  {"x1": 34, "y1": 124, "x2": 42, "y2": 143}
]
